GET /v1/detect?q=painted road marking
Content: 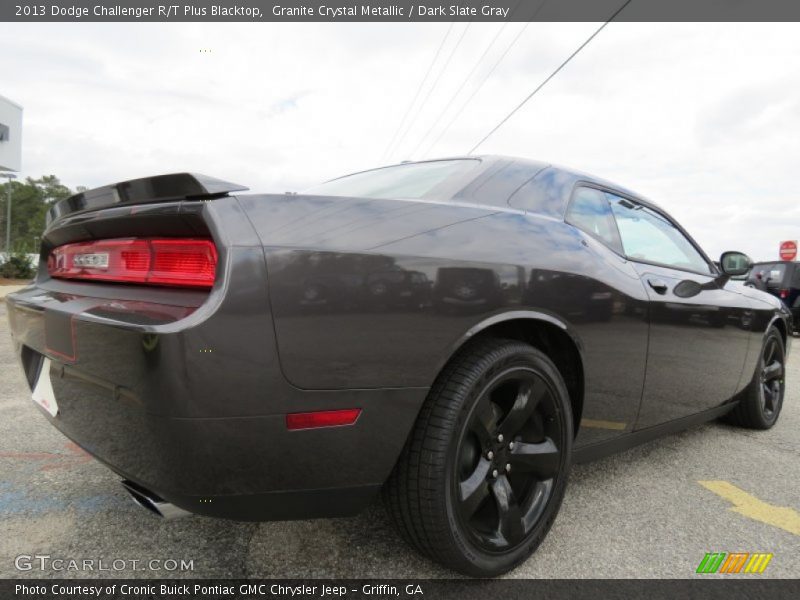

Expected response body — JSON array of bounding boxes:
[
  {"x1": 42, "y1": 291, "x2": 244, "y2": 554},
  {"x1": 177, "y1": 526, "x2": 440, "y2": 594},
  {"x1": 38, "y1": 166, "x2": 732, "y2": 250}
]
[
  {"x1": 699, "y1": 480, "x2": 800, "y2": 537},
  {"x1": 580, "y1": 418, "x2": 627, "y2": 431},
  {"x1": 0, "y1": 442, "x2": 90, "y2": 471}
]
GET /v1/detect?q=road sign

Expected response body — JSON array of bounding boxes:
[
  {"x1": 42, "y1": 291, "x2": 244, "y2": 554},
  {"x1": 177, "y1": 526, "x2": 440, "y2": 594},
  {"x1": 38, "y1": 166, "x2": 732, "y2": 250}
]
[{"x1": 779, "y1": 240, "x2": 797, "y2": 261}]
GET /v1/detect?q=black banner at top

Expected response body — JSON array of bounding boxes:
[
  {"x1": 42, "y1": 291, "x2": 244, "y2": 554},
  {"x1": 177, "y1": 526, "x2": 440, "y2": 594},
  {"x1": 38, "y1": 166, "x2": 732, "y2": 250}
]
[{"x1": 4, "y1": 0, "x2": 800, "y2": 22}]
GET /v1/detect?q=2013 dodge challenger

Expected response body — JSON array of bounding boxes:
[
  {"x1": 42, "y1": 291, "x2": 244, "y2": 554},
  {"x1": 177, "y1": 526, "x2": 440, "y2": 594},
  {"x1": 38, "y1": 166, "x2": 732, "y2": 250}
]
[{"x1": 6, "y1": 157, "x2": 792, "y2": 576}]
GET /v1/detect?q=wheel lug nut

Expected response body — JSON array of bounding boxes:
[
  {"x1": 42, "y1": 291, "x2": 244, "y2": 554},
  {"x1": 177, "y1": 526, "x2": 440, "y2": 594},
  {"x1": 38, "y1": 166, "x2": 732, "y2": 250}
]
[
  {"x1": 505, "y1": 463, "x2": 512, "y2": 473},
  {"x1": 497, "y1": 434, "x2": 504, "y2": 443},
  {"x1": 486, "y1": 451, "x2": 494, "y2": 460},
  {"x1": 492, "y1": 469, "x2": 499, "y2": 478}
]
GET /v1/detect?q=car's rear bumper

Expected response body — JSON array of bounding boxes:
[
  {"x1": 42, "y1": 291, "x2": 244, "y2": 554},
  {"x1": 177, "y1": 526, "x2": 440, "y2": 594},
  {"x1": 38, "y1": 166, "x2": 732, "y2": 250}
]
[{"x1": 5, "y1": 248, "x2": 427, "y2": 520}]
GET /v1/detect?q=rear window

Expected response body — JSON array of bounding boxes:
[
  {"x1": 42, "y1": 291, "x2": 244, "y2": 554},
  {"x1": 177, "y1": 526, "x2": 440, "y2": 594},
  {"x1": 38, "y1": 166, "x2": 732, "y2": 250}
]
[
  {"x1": 305, "y1": 159, "x2": 479, "y2": 200},
  {"x1": 765, "y1": 264, "x2": 787, "y2": 287},
  {"x1": 750, "y1": 263, "x2": 789, "y2": 287}
]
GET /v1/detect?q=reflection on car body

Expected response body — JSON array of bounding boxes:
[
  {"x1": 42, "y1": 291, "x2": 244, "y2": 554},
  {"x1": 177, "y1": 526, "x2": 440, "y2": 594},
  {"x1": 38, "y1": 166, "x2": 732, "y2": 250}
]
[{"x1": 433, "y1": 267, "x2": 504, "y2": 315}]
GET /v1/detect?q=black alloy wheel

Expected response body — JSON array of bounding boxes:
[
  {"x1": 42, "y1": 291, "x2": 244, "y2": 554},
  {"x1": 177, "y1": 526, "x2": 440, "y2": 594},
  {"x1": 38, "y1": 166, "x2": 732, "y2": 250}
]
[
  {"x1": 727, "y1": 326, "x2": 786, "y2": 430},
  {"x1": 384, "y1": 338, "x2": 573, "y2": 577},
  {"x1": 455, "y1": 369, "x2": 563, "y2": 551},
  {"x1": 758, "y1": 333, "x2": 785, "y2": 421}
]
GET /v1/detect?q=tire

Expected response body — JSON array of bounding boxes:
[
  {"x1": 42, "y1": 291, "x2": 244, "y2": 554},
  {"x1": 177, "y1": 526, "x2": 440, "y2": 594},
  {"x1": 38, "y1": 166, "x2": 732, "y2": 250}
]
[
  {"x1": 383, "y1": 338, "x2": 573, "y2": 577},
  {"x1": 727, "y1": 327, "x2": 786, "y2": 429}
]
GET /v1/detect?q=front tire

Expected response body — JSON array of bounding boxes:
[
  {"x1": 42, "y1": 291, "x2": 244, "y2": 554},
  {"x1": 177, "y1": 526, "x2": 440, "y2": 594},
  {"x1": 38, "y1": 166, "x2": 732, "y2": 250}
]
[
  {"x1": 383, "y1": 338, "x2": 573, "y2": 577},
  {"x1": 727, "y1": 326, "x2": 786, "y2": 429}
]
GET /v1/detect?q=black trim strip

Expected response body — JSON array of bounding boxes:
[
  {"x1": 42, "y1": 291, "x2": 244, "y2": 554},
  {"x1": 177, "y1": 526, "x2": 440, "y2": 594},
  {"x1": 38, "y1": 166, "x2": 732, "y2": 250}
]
[{"x1": 574, "y1": 403, "x2": 736, "y2": 464}]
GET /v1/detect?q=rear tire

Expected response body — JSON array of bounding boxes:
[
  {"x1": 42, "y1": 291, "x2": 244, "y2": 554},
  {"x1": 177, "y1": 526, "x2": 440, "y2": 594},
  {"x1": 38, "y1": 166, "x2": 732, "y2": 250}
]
[
  {"x1": 727, "y1": 327, "x2": 786, "y2": 430},
  {"x1": 383, "y1": 338, "x2": 573, "y2": 577}
]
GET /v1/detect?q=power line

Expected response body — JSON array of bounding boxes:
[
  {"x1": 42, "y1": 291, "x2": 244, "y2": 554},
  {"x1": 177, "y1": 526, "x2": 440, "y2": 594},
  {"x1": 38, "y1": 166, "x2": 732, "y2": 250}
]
[
  {"x1": 405, "y1": 22, "x2": 510, "y2": 159},
  {"x1": 381, "y1": 23, "x2": 454, "y2": 162},
  {"x1": 422, "y1": 0, "x2": 548, "y2": 158},
  {"x1": 467, "y1": 0, "x2": 634, "y2": 155},
  {"x1": 389, "y1": 22, "x2": 473, "y2": 162},
  {"x1": 408, "y1": 0, "x2": 534, "y2": 159},
  {"x1": 421, "y1": 22, "x2": 531, "y2": 158}
]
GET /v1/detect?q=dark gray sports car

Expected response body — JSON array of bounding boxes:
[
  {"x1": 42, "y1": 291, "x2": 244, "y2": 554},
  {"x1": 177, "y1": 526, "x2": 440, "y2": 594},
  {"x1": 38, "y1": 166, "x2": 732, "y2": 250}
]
[{"x1": 6, "y1": 156, "x2": 791, "y2": 576}]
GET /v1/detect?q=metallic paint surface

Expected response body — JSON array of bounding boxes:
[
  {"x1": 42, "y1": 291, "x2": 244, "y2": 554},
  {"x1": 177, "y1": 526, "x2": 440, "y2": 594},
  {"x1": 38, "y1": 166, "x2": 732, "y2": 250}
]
[{"x1": 5, "y1": 157, "x2": 792, "y2": 521}]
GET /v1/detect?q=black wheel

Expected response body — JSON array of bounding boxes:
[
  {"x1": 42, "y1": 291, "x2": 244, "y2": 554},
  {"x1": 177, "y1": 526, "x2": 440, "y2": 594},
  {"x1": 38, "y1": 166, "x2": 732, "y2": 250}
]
[
  {"x1": 727, "y1": 327, "x2": 786, "y2": 429},
  {"x1": 383, "y1": 338, "x2": 573, "y2": 577}
]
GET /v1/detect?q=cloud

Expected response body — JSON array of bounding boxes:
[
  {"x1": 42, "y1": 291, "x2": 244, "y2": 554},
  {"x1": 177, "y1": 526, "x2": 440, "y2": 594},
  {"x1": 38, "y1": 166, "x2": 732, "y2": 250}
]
[{"x1": 2, "y1": 21, "x2": 799, "y2": 262}]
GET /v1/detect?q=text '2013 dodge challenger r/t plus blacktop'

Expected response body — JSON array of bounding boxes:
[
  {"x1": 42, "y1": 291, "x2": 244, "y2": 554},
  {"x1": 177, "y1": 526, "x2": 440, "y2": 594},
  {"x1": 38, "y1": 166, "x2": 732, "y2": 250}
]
[{"x1": 6, "y1": 157, "x2": 792, "y2": 576}]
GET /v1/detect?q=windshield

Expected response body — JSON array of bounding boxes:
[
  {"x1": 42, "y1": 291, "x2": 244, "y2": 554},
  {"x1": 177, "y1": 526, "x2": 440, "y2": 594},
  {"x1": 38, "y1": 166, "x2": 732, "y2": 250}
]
[{"x1": 305, "y1": 159, "x2": 479, "y2": 200}]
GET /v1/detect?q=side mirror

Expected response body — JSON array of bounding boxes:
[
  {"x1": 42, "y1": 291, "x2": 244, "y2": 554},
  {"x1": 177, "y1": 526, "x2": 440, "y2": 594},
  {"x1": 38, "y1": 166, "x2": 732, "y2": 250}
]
[{"x1": 719, "y1": 251, "x2": 752, "y2": 277}]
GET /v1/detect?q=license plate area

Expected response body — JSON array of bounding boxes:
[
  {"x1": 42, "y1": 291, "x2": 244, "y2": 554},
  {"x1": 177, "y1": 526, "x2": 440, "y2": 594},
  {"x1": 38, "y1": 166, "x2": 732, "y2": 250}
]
[{"x1": 32, "y1": 357, "x2": 59, "y2": 417}]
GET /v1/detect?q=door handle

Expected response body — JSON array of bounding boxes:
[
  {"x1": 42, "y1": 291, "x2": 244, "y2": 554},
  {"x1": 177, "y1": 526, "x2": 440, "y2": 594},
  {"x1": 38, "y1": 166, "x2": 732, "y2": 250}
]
[{"x1": 647, "y1": 278, "x2": 669, "y2": 294}]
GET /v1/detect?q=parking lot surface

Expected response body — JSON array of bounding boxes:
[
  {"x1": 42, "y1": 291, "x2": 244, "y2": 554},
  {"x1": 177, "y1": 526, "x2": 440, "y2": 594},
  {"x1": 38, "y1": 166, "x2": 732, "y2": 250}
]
[{"x1": 1, "y1": 299, "x2": 798, "y2": 579}]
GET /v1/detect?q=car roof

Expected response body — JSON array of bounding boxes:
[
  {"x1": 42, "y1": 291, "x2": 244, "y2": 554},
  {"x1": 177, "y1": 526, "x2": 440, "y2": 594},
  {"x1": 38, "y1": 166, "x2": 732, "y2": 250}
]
[
  {"x1": 318, "y1": 154, "x2": 719, "y2": 273},
  {"x1": 329, "y1": 154, "x2": 662, "y2": 214},
  {"x1": 409, "y1": 154, "x2": 665, "y2": 212}
]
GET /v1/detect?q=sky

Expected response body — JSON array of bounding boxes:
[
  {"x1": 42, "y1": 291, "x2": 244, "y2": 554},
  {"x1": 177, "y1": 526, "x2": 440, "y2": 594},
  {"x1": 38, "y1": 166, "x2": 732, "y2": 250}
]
[{"x1": 2, "y1": 21, "x2": 799, "y2": 262}]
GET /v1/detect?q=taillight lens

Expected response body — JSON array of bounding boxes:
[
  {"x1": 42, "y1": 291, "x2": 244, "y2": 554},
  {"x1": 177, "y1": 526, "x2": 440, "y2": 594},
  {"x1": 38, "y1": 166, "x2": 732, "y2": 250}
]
[
  {"x1": 48, "y1": 238, "x2": 217, "y2": 288},
  {"x1": 779, "y1": 289, "x2": 789, "y2": 300}
]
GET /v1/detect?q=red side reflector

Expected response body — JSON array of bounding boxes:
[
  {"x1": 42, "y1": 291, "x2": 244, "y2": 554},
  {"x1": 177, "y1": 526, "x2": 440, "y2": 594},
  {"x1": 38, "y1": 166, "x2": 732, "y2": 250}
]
[
  {"x1": 286, "y1": 409, "x2": 361, "y2": 431},
  {"x1": 48, "y1": 238, "x2": 217, "y2": 288}
]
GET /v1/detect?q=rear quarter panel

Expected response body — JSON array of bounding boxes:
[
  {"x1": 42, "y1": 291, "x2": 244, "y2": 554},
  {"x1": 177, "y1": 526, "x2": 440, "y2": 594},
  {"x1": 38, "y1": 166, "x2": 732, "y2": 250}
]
[{"x1": 238, "y1": 193, "x2": 652, "y2": 447}]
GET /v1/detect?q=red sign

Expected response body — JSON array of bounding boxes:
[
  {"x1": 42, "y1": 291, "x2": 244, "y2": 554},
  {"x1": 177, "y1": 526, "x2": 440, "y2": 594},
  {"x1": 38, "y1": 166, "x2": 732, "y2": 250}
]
[{"x1": 779, "y1": 240, "x2": 797, "y2": 261}]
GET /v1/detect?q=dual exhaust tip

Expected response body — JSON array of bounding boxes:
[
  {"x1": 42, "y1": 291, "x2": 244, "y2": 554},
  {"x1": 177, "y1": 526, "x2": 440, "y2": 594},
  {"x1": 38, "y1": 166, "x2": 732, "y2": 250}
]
[{"x1": 121, "y1": 480, "x2": 190, "y2": 520}]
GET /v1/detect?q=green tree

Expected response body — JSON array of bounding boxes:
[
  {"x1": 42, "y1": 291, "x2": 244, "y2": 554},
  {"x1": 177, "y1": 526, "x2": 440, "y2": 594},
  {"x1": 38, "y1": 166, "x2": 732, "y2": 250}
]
[{"x1": 0, "y1": 175, "x2": 75, "y2": 253}]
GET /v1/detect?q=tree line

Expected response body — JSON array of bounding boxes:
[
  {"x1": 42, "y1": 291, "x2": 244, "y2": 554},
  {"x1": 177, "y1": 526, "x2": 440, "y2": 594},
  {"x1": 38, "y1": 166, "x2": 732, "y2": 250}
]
[{"x1": 0, "y1": 175, "x2": 82, "y2": 253}]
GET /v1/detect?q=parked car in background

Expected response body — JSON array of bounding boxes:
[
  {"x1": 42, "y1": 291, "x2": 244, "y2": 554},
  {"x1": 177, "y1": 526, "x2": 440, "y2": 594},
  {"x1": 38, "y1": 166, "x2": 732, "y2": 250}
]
[
  {"x1": 5, "y1": 158, "x2": 793, "y2": 577},
  {"x1": 365, "y1": 269, "x2": 431, "y2": 310},
  {"x1": 746, "y1": 261, "x2": 799, "y2": 333},
  {"x1": 433, "y1": 266, "x2": 503, "y2": 314}
]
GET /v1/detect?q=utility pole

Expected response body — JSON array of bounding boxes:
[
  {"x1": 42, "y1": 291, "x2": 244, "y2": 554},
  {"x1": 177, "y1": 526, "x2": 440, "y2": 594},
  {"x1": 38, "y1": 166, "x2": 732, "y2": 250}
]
[{"x1": 0, "y1": 172, "x2": 16, "y2": 255}]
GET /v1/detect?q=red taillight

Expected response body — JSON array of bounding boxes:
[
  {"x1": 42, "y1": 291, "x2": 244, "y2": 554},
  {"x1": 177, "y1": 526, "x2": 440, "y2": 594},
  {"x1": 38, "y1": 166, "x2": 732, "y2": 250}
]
[
  {"x1": 48, "y1": 238, "x2": 217, "y2": 288},
  {"x1": 285, "y1": 409, "x2": 361, "y2": 431},
  {"x1": 779, "y1": 289, "x2": 789, "y2": 300}
]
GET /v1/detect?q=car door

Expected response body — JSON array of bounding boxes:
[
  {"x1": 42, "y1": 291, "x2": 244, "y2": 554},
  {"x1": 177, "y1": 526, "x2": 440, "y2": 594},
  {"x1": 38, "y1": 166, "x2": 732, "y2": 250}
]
[
  {"x1": 561, "y1": 186, "x2": 650, "y2": 445},
  {"x1": 606, "y1": 191, "x2": 753, "y2": 429}
]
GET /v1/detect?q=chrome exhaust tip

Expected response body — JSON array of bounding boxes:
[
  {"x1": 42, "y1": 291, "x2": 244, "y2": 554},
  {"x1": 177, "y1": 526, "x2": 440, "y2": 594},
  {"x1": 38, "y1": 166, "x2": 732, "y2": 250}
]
[{"x1": 121, "y1": 480, "x2": 190, "y2": 520}]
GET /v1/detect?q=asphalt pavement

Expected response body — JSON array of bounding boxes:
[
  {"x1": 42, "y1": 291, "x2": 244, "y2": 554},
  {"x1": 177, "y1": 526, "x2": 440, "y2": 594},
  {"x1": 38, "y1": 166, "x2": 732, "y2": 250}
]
[{"x1": 0, "y1": 297, "x2": 798, "y2": 579}]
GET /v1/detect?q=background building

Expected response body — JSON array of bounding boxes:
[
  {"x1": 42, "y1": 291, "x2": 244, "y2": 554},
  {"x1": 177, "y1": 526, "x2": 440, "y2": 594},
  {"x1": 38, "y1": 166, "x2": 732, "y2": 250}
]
[
  {"x1": 0, "y1": 94, "x2": 22, "y2": 172},
  {"x1": 0, "y1": 95, "x2": 23, "y2": 259}
]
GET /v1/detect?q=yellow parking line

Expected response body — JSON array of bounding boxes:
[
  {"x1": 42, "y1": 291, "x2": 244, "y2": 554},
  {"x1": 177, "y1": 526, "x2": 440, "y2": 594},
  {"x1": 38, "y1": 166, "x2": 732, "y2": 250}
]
[
  {"x1": 580, "y1": 418, "x2": 627, "y2": 431},
  {"x1": 699, "y1": 480, "x2": 800, "y2": 537}
]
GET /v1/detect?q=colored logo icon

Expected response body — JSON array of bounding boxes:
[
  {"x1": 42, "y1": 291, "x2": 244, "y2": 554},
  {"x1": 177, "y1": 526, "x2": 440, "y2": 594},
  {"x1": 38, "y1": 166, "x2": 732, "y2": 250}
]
[{"x1": 696, "y1": 552, "x2": 773, "y2": 574}]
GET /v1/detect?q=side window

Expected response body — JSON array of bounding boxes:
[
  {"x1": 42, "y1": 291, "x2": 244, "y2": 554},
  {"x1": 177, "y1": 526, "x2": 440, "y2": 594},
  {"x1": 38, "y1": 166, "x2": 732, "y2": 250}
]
[
  {"x1": 766, "y1": 264, "x2": 787, "y2": 288},
  {"x1": 751, "y1": 264, "x2": 772, "y2": 288},
  {"x1": 607, "y1": 193, "x2": 712, "y2": 274},
  {"x1": 565, "y1": 187, "x2": 623, "y2": 253}
]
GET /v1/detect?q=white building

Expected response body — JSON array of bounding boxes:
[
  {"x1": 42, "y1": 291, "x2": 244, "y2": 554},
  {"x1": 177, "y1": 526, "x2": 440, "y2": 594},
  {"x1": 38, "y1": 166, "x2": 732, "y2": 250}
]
[{"x1": 0, "y1": 94, "x2": 23, "y2": 172}]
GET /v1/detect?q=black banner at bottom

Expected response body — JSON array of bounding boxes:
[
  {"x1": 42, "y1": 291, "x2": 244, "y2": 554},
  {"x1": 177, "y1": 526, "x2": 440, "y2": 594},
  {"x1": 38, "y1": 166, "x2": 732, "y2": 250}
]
[{"x1": 5, "y1": 579, "x2": 800, "y2": 600}]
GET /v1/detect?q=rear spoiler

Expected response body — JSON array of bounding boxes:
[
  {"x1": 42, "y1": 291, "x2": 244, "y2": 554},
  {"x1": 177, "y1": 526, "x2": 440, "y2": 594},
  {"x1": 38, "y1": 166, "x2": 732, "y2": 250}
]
[{"x1": 47, "y1": 173, "x2": 249, "y2": 226}]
